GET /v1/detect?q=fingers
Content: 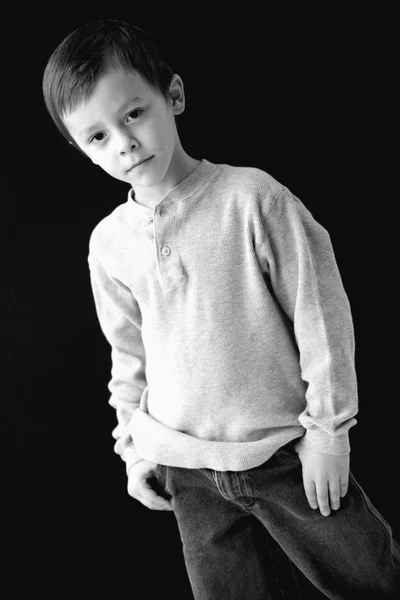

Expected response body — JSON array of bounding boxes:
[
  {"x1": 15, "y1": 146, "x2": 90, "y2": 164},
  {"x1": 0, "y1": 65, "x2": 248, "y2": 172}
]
[
  {"x1": 304, "y1": 478, "x2": 319, "y2": 511},
  {"x1": 340, "y1": 474, "x2": 348, "y2": 498},
  {"x1": 304, "y1": 478, "x2": 342, "y2": 517},
  {"x1": 297, "y1": 447, "x2": 350, "y2": 517},
  {"x1": 316, "y1": 481, "x2": 331, "y2": 516},
  {"x1": 127, "y1": 461, "x2": 174, "y2": 511},
  {"x1": 136, "y1": 486, "x2": 174, "y2": 511},
  {"x1": 328, "y1": 480, "x2": 341, "y2": 512},
  {"x1": 128, "y1": 478, "x2": 173, "y2": 511}
]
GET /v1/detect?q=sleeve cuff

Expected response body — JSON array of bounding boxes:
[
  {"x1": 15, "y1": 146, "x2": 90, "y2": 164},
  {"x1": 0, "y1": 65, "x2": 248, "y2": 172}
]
[{"x1": 295, "y1": 429, "x2": 351, "y2": 455}]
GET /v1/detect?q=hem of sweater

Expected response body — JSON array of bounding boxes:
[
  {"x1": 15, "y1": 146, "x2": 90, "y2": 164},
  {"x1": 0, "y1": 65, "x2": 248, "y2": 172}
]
[{"x1": 128, "y1": 408, "x2": 305, "y2": 471}]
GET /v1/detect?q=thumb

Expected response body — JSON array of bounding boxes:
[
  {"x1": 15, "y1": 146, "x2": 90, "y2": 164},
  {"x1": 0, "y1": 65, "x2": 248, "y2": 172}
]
[{"x1": 293, "y1": 440, "x2": 302, "y2": 455}]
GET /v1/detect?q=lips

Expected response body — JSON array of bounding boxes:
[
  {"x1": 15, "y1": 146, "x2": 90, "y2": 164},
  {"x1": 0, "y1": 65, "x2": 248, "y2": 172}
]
[{"x1": 127, "y1": 156, "x2": 152, "y2": 172}]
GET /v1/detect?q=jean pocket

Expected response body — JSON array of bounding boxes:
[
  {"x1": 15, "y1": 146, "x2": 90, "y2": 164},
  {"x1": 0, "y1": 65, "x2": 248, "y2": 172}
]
[
  {"x1": 154, "y1": 464, "x2": 171, "y2": 500},
  {"x1": 349, "y1": 470, "x2": 393, "y2": 538}
]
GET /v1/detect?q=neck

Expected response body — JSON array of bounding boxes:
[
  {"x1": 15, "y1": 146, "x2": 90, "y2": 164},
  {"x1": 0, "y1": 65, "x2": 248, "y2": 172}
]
[{"x1": 132, "y1": 151, "x2": 200, "y2": 210}]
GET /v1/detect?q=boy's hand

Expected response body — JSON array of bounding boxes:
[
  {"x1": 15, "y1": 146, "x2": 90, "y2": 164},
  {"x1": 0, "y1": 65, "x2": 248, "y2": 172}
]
[
  {"x1": 294, "y1": 442, "x2": 349, "y2": 517},
  {"x1": 127, "y1": 460, "x2": 174, "y2": 511}
]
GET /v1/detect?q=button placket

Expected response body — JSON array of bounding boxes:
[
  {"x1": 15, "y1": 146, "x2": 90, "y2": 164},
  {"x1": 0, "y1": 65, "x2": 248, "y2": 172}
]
[
  {"x1": 157, "y1": 208, "x2": 171, "y2": 258},
  {"x1": 152, "y1": 204, "x2": 185, "y2": 291}
]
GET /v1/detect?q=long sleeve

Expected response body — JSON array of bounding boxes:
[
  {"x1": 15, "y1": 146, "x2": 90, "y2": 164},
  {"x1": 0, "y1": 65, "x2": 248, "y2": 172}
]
[
  {"x1": 87, "y1": 249, "x2": 147, "y2": 473},
  {"x1": 257, "y1": 189, "x2": 358, "y2": 455}
]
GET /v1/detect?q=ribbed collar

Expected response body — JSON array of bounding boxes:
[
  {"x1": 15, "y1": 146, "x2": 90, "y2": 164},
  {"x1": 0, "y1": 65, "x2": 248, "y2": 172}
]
[{"x1": 123, "y1": 158, "x2": 217, "y2": 224}]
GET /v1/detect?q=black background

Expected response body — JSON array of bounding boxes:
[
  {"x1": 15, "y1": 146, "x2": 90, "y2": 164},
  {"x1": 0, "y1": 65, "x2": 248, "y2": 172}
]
[{"x1": 4, "y1": 7, "x2": 397, "y2": 598}]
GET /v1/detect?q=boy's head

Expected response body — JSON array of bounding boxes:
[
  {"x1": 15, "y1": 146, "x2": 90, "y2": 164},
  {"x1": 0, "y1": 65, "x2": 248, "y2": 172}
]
[{"x1": 42, "y1": 19, "x2": 191, "y2": 195}]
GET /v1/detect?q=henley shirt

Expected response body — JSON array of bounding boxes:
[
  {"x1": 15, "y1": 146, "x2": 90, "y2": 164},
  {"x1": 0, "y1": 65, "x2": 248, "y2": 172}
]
[{"x1": 87, "y1": 158, "x2": 358, "y2": 474}]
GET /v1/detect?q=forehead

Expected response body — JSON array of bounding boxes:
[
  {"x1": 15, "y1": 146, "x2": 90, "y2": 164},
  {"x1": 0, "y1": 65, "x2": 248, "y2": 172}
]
[
  {"x1": 89, "y1": 67, "x2": 151, "y2": 104},
  {"x1": 63, "y1": 68, "x2": 157, "y2": 137}
]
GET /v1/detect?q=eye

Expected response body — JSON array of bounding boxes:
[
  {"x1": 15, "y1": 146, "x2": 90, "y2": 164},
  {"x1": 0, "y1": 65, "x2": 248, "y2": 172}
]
[
  {"x1": 88, "y1": 109, "x2": 144, "y2": 144},
  {"x1": 90, "y1": 132, "x2": 106, "y2": 143},
  {"x1": 127, "y1": 109, "x2": 144, "y2": 121}
]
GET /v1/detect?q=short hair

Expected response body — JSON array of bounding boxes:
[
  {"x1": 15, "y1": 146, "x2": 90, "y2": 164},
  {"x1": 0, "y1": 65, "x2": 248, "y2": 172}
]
[{"x1": 42, "y1": 19, "x2": 175, "y2": 156}]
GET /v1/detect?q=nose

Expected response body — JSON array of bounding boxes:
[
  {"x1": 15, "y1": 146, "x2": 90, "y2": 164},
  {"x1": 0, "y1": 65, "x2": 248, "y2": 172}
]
[{"x1": 116, "y1": 128, "x2": 138, "y2": 154}]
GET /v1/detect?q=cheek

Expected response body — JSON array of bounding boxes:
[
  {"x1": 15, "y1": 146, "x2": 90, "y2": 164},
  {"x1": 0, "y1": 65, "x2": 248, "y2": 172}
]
[
  {"x1": 92, "y1": 151, "x2": 113, "y2": 168},
  {"x1": 149, "y1": 114, "x2": 174, "y2": 145}
]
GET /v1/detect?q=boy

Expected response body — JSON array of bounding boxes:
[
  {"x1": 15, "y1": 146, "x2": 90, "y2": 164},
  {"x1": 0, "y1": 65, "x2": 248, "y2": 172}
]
[{"x1": 42, "y1": 19, "x2": 400, "y2": 599}]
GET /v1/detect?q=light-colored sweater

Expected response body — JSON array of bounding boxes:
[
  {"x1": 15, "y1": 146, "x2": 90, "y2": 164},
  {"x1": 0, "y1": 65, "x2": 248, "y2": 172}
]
[{"x1": 87, "y1": 158, "x2": 358, "y2": 474}]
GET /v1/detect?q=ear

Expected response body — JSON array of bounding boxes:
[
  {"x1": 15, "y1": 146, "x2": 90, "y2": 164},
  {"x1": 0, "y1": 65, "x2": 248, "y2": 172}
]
[{"x1": 168, "y1": 74, "x2": 185, "y2": 116}]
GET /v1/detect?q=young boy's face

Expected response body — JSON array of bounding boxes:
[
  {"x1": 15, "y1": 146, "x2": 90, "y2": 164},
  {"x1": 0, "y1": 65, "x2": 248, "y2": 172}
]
[{"x1": 63, "y1": 67, "x2": 186, "y2": 203}]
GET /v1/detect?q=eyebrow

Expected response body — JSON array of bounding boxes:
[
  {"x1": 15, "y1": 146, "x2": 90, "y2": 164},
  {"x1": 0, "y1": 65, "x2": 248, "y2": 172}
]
[{"x1": 78, "y1": 96, "x2": 142, "y2": 138}]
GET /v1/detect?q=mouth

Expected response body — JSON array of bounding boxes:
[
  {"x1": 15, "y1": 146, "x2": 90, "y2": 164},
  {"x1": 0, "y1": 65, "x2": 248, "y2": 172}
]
[{"x1": 127, "y1": 156, "x2": 153, "y2": 172}]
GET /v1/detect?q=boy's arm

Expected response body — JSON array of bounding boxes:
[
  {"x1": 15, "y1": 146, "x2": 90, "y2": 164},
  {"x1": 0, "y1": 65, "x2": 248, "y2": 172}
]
[
  {"x1": 258, "y1": 188, "x2": 358, "y2": 456},
  {"x1": 88, "y1": 251, "x2": 147, "y2": 474}
]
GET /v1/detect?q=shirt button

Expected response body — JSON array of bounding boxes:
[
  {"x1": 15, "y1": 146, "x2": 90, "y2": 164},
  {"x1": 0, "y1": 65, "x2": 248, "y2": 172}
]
[
  {"x1": 158, "y1": 209, "x2": 165, "y2": 217},
  {"x1": 161, "y1": 246, "x2": 171, "y2": 256}
]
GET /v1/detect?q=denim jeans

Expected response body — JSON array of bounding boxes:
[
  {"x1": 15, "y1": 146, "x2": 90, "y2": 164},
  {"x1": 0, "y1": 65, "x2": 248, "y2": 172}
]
[{"x1": 155, "y1": 438, "x2": 400, "y2": 599}]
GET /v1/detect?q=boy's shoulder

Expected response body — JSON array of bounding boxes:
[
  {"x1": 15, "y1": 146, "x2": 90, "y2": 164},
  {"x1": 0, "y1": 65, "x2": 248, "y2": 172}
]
[
  {"x1": 217, "y1": 162, "x2": 287, "y2": 206},
  {"x1": 88, "y1": 202, "x2": 127, "y2": 259}
]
